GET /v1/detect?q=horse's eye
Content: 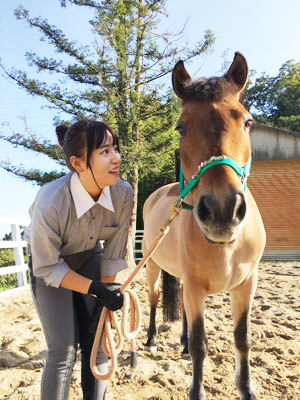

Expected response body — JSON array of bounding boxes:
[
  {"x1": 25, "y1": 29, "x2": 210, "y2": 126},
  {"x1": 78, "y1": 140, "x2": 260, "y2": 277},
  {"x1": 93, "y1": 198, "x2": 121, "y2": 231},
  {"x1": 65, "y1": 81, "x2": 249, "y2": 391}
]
[
  {"x1": 175, "y1": 122, "x2": 186, "y2": 137},
  {"x1": 244, "y1": 119, "x2": 253, "y2": 130}
]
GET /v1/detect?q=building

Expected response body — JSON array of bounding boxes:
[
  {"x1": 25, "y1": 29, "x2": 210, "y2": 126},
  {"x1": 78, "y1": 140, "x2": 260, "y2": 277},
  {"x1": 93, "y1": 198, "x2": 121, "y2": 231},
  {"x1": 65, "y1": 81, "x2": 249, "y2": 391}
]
[{"x1": 248, "y1": 124, "x2": 300, "y2": 260}]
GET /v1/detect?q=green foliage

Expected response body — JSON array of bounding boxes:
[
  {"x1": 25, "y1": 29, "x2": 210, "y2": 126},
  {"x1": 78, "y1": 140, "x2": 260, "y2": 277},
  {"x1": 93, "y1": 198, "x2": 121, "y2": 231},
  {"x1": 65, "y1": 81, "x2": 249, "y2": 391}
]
[
  {"x1": 0, "y1": 276, "x2": 18, "y2": 292},
  {"x1": 0, "y1": 229, "x2": 28, "y2": 291},
  {"x1": 244, "y1": 60, "x2": 300, "y2": 132},
  {"x1": 0, "y1": 248, "x2": 15, "y2": 267},
  {"x1": 0, "y1": 249, "x2": 17, "y2": 291}
]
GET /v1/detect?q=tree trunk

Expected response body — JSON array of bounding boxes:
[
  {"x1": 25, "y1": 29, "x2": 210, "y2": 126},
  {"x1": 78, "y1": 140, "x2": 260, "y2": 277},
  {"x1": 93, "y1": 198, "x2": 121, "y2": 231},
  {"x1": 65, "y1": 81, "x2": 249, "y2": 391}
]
[
  {"x1": 125, "y1": 2, "x2": 142, "y2": 268},
  {"x1": 126, "y1": 164, "x2": 139, "y2": 268}
]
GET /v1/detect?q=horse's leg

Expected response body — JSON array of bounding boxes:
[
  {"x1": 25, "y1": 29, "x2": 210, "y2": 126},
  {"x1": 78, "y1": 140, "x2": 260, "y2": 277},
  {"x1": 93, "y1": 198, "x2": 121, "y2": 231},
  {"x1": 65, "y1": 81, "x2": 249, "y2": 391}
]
[
  {"x1": 144, "y1": 258, "x2": 161, "y2": 352},
  {"x1": 230, "y1": 270, "x2": 258, "y2": 400},
  {"x1": 184, "y1": 280, "x2": 207, "y2": 400},
  {"x1": 180, "y1": 285, "x2": 189, "y2": 359}
]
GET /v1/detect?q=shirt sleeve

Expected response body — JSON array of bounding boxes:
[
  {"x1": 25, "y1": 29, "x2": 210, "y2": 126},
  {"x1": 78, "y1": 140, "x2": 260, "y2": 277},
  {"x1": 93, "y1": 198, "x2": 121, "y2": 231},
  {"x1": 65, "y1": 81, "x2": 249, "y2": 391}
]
[
  {"x1": 101, "y1": 186, "x2": 134, "y2": 276},
  {"x1": 30, "y1": 204, "x2": 70, "y2": 287}
]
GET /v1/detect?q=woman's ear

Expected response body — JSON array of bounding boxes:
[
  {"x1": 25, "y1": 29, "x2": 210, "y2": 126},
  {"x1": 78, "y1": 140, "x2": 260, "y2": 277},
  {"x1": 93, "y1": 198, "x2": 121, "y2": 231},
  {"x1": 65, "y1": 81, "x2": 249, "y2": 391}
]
[{"x1": 70, "y1": 155, "x2": 86, "y2": 173}]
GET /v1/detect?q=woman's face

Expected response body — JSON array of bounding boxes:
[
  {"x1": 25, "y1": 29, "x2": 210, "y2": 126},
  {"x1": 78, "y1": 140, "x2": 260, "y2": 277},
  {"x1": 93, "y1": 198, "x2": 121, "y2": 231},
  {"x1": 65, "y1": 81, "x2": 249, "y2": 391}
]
[{"x1": 88, "y1": 131, "x2": 121, "y2": 189}]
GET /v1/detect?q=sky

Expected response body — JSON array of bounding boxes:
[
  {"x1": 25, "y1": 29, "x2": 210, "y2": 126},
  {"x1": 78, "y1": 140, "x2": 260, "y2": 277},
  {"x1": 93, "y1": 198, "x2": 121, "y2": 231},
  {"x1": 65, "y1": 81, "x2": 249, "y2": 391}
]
[{"x1": 0, "y1": 0, "x2": 300, "y2": 236}]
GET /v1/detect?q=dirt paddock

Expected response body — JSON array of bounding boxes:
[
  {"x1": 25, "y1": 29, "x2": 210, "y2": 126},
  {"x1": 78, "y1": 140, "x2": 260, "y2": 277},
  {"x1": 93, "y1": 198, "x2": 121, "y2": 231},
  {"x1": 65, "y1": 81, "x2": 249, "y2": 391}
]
[{"x1": 0, "y1": 261, "x2": 299, "y2": 399}]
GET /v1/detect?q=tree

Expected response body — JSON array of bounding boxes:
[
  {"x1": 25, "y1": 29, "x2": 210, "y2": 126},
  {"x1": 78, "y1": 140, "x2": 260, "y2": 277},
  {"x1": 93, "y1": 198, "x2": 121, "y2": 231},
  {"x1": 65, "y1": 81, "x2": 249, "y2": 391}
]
[
  {"x1": 0, "y1": 0, "x2": 215, "y2": 261},
  {"x1": 244, "y1": 60, "x2": 300, "y2": 132}
]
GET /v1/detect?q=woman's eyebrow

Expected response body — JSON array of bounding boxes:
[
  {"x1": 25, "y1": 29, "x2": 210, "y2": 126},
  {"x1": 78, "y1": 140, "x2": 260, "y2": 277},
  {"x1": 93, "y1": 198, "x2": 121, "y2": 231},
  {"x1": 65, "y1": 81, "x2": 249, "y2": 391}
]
[{"x1": 99, "y1": 144, "x2": 110, "y2": 149}]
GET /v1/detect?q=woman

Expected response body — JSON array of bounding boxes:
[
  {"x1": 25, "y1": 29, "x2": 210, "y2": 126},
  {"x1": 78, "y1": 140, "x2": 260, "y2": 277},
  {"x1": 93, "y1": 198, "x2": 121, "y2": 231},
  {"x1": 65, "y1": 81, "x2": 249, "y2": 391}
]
[{"x1": 26, "y1": 120, "x2": 133, "y2": 400}]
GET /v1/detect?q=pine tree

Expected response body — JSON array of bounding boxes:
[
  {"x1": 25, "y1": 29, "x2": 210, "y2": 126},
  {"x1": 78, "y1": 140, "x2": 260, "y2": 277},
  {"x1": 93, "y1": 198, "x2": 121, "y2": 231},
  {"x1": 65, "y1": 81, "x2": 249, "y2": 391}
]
[{"x1": 0, "y1": 0, "x2": 215, "y2": 260}]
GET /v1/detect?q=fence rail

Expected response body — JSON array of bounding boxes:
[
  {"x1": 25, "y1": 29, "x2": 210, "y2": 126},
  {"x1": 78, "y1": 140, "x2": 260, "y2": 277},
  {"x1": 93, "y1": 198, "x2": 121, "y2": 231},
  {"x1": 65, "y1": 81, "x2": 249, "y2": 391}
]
[
  {"x1": 0, "y1": 217, "x2": 144, "y2": 297},
  {"x1": 134, "y1": 230, "x2": 144, "y2": 261},
  {"x1": 0, "y1": 216, "x2": 30, "y2": 298}
]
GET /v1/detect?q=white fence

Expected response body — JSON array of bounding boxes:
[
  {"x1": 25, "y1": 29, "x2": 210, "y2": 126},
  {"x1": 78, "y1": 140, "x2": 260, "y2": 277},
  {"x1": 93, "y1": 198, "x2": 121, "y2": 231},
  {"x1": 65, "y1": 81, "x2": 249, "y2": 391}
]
[
  {"x1": 0, "y1": 216, "x2": 30, "y2": 297},
  {"x1": 134, "y1": 230, "x2": 144, "y2": 262},
  {"x1": 0, "y1": 217, "x2": 144, "y2": 297}
]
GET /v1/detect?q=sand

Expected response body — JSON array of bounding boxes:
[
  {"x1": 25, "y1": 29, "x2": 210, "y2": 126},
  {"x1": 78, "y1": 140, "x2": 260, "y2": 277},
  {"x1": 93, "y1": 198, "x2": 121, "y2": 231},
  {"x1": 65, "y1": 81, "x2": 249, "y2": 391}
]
[{"x1": 0, "y1": 261, "x2": 299, "y2": 400}]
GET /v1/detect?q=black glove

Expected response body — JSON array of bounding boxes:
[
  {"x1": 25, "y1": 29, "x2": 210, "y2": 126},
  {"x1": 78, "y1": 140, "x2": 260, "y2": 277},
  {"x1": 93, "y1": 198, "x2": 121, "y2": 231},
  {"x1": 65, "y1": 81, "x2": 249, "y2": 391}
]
[{"x1": 87, "y1": 281, "x2": 124, "y2": 311}]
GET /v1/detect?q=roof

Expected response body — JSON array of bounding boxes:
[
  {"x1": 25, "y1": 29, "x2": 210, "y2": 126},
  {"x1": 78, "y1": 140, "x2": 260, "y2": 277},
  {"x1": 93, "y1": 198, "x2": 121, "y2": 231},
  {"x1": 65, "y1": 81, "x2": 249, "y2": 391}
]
[{"x1": 254, "y1": 123, "x2": 300, "y2": 138}]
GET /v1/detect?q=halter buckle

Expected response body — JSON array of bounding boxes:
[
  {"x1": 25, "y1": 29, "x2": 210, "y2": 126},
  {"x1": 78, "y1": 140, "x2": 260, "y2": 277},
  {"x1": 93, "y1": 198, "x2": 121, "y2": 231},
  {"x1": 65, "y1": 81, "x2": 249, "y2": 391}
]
[{"x1": 160, "y1": 200, "x2": 183, "y2": 232}]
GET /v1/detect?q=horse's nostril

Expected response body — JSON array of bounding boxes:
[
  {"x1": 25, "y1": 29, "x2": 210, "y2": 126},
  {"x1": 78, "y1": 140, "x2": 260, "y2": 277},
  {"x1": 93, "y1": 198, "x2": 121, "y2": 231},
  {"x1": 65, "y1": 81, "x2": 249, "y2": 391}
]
[
  {"x1": 234, "y1": 194, "x2": 247, "y2": 222},
  {"x1": 198, "y1": 195, "x2": 215, "y2": 223}
]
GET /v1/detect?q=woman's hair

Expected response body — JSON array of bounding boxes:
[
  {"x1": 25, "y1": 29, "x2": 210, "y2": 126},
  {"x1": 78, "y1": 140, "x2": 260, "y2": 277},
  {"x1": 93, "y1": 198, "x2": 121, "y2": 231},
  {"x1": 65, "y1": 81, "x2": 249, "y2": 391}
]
[{"x1": 56, "y1": 120, "x2": 119, "y2": 170}]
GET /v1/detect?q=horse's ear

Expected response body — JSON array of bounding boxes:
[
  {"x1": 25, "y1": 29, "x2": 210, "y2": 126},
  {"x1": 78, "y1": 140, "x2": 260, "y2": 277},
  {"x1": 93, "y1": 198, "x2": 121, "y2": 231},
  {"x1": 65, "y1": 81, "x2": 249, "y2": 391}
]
[
  {"x1": 172, "y1": 60, "x2": 192, "y2": 99},
  {"x1": 224, "y1": 52, "x2": 248, "y2": 96}
]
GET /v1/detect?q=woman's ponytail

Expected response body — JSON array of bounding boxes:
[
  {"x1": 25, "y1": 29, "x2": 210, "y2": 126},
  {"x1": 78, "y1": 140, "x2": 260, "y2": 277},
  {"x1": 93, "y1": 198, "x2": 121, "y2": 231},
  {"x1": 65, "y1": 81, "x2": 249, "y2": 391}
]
[{"x1": 56, "y1": 124, "x2": 70, "y2": 147}]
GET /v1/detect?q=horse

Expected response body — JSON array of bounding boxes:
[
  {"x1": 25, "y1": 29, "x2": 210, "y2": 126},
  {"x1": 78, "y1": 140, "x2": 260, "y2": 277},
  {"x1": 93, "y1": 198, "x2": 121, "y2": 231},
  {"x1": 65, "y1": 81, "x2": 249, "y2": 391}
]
[{"x1": 142, "y1": 52, "x2": 266, "y2": 400}]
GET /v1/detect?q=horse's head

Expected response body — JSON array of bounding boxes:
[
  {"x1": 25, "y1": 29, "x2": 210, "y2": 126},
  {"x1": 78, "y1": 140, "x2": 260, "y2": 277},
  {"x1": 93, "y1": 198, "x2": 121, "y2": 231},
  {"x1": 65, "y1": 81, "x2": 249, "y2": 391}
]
[{"x1": 172, "y1": 52, "x2": 253, "y2": 244}]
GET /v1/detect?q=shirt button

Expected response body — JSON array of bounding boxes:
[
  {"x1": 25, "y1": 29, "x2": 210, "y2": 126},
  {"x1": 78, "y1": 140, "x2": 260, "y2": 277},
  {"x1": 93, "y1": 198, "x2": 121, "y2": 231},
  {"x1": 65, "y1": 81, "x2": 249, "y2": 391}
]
[{"x1": 90, "y1": 236, "x2": 93, "y2": 240}]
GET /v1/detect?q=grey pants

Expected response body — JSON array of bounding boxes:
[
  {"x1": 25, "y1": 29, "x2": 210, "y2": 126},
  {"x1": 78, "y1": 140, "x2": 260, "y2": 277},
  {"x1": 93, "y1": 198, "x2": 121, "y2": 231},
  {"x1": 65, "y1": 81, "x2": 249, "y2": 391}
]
[{"x1": 28, "y1": 255, "x2": 108, "y2": 400}]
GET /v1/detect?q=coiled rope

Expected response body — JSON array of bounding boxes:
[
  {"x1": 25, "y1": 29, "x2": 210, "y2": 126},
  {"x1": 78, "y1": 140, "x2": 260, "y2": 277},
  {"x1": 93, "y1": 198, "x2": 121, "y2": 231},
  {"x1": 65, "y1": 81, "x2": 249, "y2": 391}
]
[{"x1": 90, "y1": 201, "x2": 182, "y2": 380}]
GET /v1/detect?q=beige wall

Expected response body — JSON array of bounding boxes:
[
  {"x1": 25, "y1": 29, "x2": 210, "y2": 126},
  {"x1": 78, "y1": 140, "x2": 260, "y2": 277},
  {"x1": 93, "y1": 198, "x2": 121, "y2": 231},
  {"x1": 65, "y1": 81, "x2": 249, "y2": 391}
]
[
  {"x1": 251, "y1": 126, "x2": 300, "y2": 160},
  {"x1": 248, "y1": 160, "x2": 300, "y2": 257}
]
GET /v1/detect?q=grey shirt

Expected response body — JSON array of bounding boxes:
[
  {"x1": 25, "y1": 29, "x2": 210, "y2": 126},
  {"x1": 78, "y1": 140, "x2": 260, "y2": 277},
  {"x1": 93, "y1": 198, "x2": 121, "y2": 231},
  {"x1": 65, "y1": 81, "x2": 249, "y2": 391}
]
[{"x1": 26, "y1": 174, "x2": 133, "y2": 288}]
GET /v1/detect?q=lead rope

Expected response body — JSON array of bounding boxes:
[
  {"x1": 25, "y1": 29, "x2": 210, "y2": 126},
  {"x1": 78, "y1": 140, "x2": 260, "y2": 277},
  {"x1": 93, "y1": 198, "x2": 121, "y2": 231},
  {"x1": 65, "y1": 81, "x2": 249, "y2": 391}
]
[{"x1": 90, "y1": 201, "x2": 183, "y2": 380}]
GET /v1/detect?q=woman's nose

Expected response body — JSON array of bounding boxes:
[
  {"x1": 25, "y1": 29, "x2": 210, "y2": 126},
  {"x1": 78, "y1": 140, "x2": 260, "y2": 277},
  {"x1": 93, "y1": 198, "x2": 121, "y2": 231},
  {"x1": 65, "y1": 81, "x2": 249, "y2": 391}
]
[{"x1": 112, "y1": 151, "x2": 121, "y2": 163}]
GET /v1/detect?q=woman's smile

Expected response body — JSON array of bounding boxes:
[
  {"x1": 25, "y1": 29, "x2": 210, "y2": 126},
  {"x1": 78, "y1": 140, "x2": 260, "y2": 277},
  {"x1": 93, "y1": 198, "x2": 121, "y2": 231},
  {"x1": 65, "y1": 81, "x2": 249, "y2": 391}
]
[{"x1": 109, "y1": 167, "x2": 120, "y2": 176}]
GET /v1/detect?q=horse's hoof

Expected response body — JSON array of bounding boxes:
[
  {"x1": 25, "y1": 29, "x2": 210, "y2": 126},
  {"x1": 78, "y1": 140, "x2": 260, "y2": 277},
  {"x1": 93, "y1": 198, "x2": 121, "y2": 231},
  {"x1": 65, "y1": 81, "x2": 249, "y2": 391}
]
[
  {"x1": 182, "y1": 343, "x2": 190, "y2": 360},
  {"x1": 180, "y1": 335, "x2": 187, "y2": 346},
  {"x1": 189, "y1": 384, "x2": 206, "y2": 400},
  {"x1": 241, "y1": 393, "x2": 257, "y2": 400},
  {"x1": 182, "y1": 351, "x2": 191, "y2": 361},
  {"x1": 144, "y1": 344, "x2": 157, "y2": 353}
]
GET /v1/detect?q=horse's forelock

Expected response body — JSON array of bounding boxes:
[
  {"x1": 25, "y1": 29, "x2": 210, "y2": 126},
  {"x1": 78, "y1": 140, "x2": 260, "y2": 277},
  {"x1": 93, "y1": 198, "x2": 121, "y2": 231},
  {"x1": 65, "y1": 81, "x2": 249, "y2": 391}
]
[{"x1": 181, "y1": 76, "x2": 236, "y2": 102}]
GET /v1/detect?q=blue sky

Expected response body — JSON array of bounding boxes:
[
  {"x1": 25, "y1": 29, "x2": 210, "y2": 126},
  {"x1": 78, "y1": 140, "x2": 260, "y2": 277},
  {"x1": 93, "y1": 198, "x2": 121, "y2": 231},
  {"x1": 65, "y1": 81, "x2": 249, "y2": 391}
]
[{"x1": 1, "y1": 0, "x2": 300, "y2": 236}]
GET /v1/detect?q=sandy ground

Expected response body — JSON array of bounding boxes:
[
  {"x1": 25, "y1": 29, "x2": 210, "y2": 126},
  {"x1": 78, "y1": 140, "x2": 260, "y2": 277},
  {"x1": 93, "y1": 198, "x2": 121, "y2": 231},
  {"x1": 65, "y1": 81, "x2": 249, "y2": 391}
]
[{"x1": 0, "y1": 261, "x2": 299, "y2": 400}]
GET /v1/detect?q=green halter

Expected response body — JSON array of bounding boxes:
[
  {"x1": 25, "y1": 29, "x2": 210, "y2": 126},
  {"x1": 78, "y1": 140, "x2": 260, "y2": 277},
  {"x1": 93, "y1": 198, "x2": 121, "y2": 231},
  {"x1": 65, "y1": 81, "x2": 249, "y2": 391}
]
[{"x1": 179, "y1": 155, "x2": 252, "y2": 211}]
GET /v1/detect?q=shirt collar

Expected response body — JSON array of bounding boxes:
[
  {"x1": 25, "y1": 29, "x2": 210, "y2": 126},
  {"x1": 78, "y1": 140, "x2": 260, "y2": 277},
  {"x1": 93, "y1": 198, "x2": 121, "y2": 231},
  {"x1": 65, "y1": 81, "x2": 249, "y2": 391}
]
[{"x1": 70, "y1": 172, "x2": 115, "y2": 219}]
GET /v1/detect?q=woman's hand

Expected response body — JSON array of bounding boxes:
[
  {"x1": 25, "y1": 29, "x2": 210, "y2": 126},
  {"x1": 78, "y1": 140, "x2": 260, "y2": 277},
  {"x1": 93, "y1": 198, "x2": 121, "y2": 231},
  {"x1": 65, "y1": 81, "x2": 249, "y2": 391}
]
[
  {"x1": 88, "y1": 281, "x2": 124, "y2": 311},
  {"x1": 60, "y1": 270, "x2": 123, "y2": 310}
]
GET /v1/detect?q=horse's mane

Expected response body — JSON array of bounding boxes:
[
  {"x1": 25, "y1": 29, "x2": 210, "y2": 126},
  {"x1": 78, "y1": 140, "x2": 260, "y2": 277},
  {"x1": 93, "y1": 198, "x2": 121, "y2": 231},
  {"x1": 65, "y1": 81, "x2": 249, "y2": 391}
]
[{"x1": 182, "y1": 76, "x2": 237, "y2": 102}]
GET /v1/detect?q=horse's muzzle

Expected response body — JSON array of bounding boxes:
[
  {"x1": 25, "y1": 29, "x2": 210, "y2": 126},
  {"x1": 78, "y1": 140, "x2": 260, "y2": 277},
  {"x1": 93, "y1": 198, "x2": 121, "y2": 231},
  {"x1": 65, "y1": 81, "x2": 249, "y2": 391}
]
[{"x1": 195, "y1": 190, "x2": 247, "y2": 244}]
